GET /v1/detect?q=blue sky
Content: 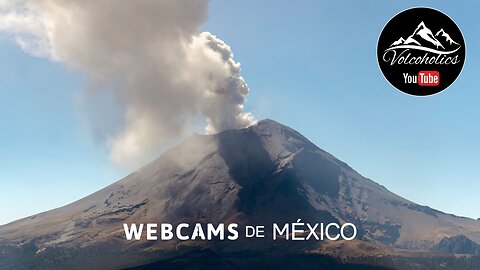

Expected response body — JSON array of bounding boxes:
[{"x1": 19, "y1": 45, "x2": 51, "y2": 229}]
[{"x1": 1, "y1": 0, "x2": 479, "y2": 225}]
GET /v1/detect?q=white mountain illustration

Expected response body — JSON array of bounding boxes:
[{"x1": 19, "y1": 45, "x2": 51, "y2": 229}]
[
  {"x1": 436, "y1": 28, "x2": 459, "y2": 46},
  {"x1": 404, "y1": 36, "x2": 421, "y2": 46},
  {"x1": 389, "y1": 21, "x2": 460, "y2": 51},
  {"x1": 411, "y1": 21, "x2": 444, "y2": 49},
  {"x1": 390, "y1": 37, "x2": 405, "y2": 46}
]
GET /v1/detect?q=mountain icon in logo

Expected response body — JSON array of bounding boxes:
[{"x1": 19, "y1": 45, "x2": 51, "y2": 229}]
[
  {"x1": 435, "y1": 28, "x2": 459, "y2": 46},
  {"x1": 388, "y1": 21, "x2": 460, "y2": 54}
]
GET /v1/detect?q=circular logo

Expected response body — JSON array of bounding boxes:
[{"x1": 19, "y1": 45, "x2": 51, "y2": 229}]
[{"x1": 377, "y1": 7, "x2": 465, "y2": 96}]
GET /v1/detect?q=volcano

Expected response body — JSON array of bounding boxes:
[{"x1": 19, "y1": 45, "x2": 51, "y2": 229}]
[{"x1": 1, "y1": 119, "x2": 479, "y2": 269}]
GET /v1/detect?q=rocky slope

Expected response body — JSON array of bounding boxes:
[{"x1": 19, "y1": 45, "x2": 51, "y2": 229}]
[{"x1": 1, "y1": 119, "x2": 479, "y2": 269}]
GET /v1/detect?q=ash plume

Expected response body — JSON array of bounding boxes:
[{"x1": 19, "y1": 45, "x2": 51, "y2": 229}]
[{"x1": 0, "y1": 0, "x2": 255, "y2": 168}]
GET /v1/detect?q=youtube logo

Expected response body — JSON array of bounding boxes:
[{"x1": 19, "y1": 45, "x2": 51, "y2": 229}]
[
  {"x1": 418, "y1": 71, "x2": 440, "y2": 86},
  {"x1": 402, "y1": 71, "x2": 440, "y2": 87}
]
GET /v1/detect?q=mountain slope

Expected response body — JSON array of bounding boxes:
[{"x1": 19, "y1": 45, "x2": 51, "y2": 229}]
[{"x1": 0, "y1": 119, "x2": 479, "y2": 269}]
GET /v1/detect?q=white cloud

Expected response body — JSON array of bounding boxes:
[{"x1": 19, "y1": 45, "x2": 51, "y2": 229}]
[{"x1": 0, "y1": 0, "x2": 255, "y2": 168}]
